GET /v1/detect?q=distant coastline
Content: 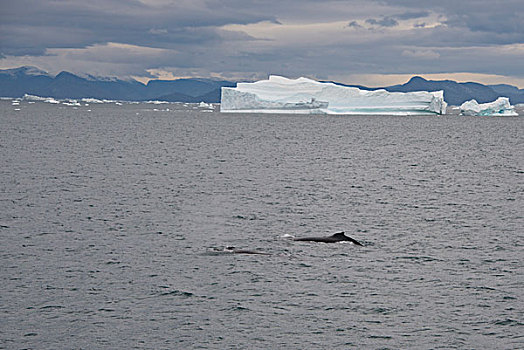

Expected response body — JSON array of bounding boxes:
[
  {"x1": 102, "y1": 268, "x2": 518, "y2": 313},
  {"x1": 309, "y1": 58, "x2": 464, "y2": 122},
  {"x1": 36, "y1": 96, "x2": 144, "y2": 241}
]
[{"x1": 2, "y1": 66, "x2": 523, "y2": 105}]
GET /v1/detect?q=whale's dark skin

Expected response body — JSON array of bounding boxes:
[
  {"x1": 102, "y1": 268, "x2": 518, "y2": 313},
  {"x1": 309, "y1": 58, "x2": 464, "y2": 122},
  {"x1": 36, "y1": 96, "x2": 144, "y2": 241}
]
[
  {"x1": 293, "y1": 232, "x2": 363, "y2": 246},
  {"x1": 225, "y1": 247, "x2": 272, "y2": 255}
]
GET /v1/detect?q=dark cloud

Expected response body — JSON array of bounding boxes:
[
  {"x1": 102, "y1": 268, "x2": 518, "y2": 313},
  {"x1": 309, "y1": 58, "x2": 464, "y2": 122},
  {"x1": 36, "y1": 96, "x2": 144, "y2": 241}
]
[
  {"x1": 381, "y1": 0, "x2": 524, "y2": 36},
  {"x1": 445, "y1": 11, "x2": 523, "y2": 36},
  {"x1": 0, "y1": 0, "x2": 273, "y2": 56},
  {"x1": 347, "y1": 21, "x2": 362, "y2": 28},
  {"x1": 365, "y1": 17, "x2": 399, "y2": 27},
  {"x1": 0, "y1": 0, "x2": 523, "y2": 81}
]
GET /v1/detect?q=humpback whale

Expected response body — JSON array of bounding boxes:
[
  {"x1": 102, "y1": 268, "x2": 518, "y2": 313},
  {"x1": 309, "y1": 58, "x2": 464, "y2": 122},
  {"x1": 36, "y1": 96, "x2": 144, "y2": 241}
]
[{"x1": 294, "y1": 231, "x2": 363, "y2": 246}]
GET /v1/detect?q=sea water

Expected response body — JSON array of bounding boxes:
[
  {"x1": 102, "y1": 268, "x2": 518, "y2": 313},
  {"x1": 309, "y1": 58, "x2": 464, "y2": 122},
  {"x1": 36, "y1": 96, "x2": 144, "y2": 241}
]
[{"x1": 1, "y1": 100, "x2": 523, "y2": 349}]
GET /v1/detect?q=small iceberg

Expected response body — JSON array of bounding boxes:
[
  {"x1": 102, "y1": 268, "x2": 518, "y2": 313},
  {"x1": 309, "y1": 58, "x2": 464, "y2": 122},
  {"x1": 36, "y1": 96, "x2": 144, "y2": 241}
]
[
  {"x1": 221, "y1": 75, "x2": 447, "y2": 115},
  {"x1": 146, "y1": 100, "x2": 169, "y2": 105},
  {"x1": 23, "y1": 94, "x2": 48, "y2": 101},
  {"x1": 62, "y1": 99, "x2": 81, "y2": 106},
  {"x1": 81, "y1": 98, "x2": 104, "y2": 104},
  {"x1": 44, "y1": 98, "x2": 60, "y2": 104},
  {"x1": 460, "y1": 97, "x2": 518, "y2": 116}
]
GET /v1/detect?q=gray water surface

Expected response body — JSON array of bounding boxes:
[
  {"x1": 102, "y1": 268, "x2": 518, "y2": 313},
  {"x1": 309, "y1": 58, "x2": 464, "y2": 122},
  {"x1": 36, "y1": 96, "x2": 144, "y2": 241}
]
[{"x1": 1, "y1": 101, "x2": 523, "y2": 349}]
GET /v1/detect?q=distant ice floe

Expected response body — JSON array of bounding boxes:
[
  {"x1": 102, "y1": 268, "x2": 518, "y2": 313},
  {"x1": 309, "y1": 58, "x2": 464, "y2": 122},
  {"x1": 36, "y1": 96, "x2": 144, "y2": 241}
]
[
  {"x1": 19, "y1": 94, "x2": 127, "y2": 106},
  {"x1": 21, "y1": 94, "x2": 59, "y2": 104},
  {"x1": 198, "y1": 101, "x2": 214, "y2": 112},
  {"x1": 62, "y1": 99, "x2": 81, "y2": 106},
  {"x1": 81, "y1": 98, "x2": 104, "y2": 104},
  {"x1": 221, "y1": 75, "x2": 447, "y2": 115},
  {"x1": 460, "y1": 97, "x2": 518, "y2": 116},
  {"x1": 146, "y1": 100, "x2": 170, "y2": 105},
  {"x1": 23, "y1": 94, "x2": 48, "y2": 101}
]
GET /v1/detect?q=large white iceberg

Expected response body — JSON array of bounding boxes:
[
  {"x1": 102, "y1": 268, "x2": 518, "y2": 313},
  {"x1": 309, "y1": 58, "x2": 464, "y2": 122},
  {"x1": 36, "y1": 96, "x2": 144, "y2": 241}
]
[
  {"x1": 460, "y1": 97, "x2": 518, "y2": 116},
  {"x1": 221, "y1": 75, "x2": 447, "y2": 115}
]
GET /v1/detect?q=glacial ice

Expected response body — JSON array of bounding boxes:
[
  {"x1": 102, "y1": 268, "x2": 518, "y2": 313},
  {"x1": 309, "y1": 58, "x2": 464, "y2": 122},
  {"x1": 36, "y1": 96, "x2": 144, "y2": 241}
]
[
  {"x1": 460, "y1": 97, "x2": 518, "y2": 116},
  {"x1": 198, "y1": 101, "x2": 214, "y2": 109},
  {"x1": 220, "y1": 75, "x2": 447, "y2": 115},
  {"x1": 45, "y1": 98, "x2": 60, "y2": 104},
  {"x1": 81, "y1": 98, "x2": 104, "y2": 104},
  {"x1": 23, "y1": 94, "x2": 48, "y2": 101}
]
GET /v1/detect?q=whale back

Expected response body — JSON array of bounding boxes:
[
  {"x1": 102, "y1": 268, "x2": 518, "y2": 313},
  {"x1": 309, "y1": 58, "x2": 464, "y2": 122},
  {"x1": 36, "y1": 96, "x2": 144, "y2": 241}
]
[
  {"x1": 294, "y1": 231, "x2": 363, "y2": 245},
  {"x1": 331, "y1": 231, "x2": 346, "y2": 238},
  {"x1": 330, "y1": 231, "x2": 363, "y2": 245}
]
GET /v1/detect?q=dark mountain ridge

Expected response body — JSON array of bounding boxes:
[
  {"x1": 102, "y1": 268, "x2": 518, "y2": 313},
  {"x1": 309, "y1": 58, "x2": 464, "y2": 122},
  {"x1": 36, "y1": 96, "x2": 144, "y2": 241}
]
[
  {"x1": 383, "y1": 76, "x2": 521, "y2": 105},
  {"x1": 0, "y1": 66, "x2": 234, "y2": 103},
  {"x1": 1, "y1": 66, "x2": 523, "y2": 105}
]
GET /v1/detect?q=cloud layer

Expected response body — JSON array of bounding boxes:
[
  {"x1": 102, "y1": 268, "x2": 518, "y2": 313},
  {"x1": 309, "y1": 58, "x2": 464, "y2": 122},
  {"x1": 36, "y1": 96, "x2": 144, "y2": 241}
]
[{"x1": 1, "y1": 0, "x2": 523, "y2": 85}]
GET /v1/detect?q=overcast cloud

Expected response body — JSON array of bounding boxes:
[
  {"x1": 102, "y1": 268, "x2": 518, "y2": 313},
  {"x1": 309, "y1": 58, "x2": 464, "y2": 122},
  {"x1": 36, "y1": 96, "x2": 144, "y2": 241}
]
[{"x1": 1, "y1": 0, "x2": 523, "y2": 86}]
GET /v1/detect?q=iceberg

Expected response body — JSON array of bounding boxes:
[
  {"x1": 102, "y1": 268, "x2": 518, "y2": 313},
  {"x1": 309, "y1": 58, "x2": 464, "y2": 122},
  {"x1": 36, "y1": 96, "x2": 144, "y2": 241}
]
[
  {"x1": 81, "y1": 98, "x2": 104, "y2": 104},
  {"x1": 460, "y1": 97, "x2": 518, "y2": 116},
  {"x1": 44, "y1": 98, "x2": 60, "y2": 104},
  {"x1": 198, "y1": 101, "x2": 214, "y2": 109},
  {"x1": 220, "y1": 75, "x2": 446, "y2": 115},
  {"x1": 23, "y1": 94, "x2": 48, "y2": 101},
  {"x1": 62, "y1": 99, "x2": 81, "y2": 106}
]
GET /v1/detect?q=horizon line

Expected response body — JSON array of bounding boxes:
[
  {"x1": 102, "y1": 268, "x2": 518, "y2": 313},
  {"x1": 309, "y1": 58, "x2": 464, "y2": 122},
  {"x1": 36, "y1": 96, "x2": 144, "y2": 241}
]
[{"x1": 1, "y1": 65, "x2": 523, "y2": 89}]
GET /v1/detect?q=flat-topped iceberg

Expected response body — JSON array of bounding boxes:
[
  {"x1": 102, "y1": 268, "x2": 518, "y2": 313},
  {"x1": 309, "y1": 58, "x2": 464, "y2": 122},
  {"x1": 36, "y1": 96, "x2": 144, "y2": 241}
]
[
  {"x1": 460, "y1": 97, "x2": 518, "y2": 116},
  {"x1": 221, "y1": 75, "x2": 447, "y2": 115}
]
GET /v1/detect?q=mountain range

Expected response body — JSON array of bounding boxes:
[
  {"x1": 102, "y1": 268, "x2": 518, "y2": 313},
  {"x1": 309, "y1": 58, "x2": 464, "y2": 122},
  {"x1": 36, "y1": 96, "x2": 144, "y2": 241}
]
[
  {"x1": 1, "y1": 66, "x2": 523, "y2": 105},
  {"x1": 0, "y1": 66, "x2": 235, "y2": 103}
]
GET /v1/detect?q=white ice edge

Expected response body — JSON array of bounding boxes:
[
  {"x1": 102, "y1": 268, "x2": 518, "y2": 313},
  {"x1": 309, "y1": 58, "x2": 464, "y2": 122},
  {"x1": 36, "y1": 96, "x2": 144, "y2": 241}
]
[
  {"x1": 460, "y1": 97, "x2": 518, "y2": 116},
  {"x1": 221, "y1": 75, "x2": 447, "y2": 115}
]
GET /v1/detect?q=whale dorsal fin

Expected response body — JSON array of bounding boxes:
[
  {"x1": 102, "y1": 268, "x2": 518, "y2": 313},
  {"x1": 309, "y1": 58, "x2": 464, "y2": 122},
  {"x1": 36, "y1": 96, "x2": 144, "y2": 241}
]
[{"x1": 332, "y1": 231, "x2": 345, "y2": 237}]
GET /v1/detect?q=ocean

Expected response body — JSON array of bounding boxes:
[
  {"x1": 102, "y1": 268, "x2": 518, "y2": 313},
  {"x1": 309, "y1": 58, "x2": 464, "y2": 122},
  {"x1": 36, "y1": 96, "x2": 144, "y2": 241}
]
[{"x1": 1, "y1": 100, "x2": 523, "y2": 349}]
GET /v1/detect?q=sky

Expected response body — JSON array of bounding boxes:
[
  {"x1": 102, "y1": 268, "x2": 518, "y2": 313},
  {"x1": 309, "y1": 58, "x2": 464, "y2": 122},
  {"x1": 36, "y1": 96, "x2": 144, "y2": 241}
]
[{"x1": 1, "y1": 0, "x2": 523, "y2": 87}]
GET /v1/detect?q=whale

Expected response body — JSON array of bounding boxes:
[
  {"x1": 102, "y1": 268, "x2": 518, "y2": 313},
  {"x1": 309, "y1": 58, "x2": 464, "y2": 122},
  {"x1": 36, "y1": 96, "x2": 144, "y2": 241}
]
[{"x1": 293, "y1": 231, "x2": 363, "y2": 246}]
